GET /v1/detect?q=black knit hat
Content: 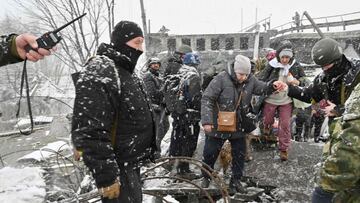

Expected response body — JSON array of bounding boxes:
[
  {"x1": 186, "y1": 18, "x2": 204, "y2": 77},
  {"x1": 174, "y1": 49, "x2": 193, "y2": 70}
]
[{"x1": 111, "y1": 21, "x2": 143, "y2": 48}]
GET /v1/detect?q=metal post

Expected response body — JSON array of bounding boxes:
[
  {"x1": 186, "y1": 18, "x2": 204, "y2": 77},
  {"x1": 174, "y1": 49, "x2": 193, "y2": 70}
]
[{"x1": 303, "y1": 11, "x2": 325, "y2": 38}]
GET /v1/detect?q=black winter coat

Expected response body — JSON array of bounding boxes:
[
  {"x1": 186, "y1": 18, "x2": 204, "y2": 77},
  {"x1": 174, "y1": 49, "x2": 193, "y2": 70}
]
[
  {"x1": 201, "y1": 68, "x2": 273, "y2": 139},
  {"x1": 71, "y1": 44, "x2": 156, "y2": 187},
  {"x1": 288, "y1": 55, "x2": 360, "y2": 115}
]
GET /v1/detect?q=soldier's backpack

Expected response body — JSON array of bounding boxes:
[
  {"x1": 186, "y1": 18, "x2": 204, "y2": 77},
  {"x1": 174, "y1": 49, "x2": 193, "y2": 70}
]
[{"x1": 163, "y1": 65, "x2": 201, "y2": 115}]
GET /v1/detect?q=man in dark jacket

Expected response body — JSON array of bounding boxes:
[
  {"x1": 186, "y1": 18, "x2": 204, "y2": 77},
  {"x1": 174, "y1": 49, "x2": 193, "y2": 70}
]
[
  {"x1": 288, "y1": 38, "x2": 360, "y2": 123},
  {"x1": 164, "y1": 51, "x2": 202, "y2": 179},
  {"x1": 1, "y1": 33, "x2": 52, "y2": 66},
  {"x1": 201, "y1": 54, "x2": 285, "y2": 193},
  {"x1": 71, "y1": 21, "x2": 156, "y2": 203},
  {"x1": 142, "y1": 57, "x2": 169, "y2": 158}
]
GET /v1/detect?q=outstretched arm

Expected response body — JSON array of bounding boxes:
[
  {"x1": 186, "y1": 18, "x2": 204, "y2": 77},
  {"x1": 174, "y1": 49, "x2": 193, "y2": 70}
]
[{"x1": 15, "y1": 33, "x2": 52, "y2": 62}]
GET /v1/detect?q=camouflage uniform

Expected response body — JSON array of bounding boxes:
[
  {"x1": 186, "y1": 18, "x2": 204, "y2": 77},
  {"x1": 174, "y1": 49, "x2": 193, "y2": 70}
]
[
  {"x1": 313, "y1": 83, "x2": 360, "y2": 203},
  {"x1": 0, "y1": 34, "x2": 23, "y2": 66}
]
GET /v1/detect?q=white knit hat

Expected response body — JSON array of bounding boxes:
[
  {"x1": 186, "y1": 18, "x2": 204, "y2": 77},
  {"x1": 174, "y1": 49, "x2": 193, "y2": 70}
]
[
  {"x1": 279, "y1": 48, "x2": 293, "y2": 58},
  {"x1": 234, "y1": 54, "x2": 251, "y2": 74}
]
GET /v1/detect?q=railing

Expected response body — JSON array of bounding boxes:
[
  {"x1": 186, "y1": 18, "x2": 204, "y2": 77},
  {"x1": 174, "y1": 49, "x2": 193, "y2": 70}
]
[{"x1": 273, "y1": 11, "x2": 360, "y2": 35}]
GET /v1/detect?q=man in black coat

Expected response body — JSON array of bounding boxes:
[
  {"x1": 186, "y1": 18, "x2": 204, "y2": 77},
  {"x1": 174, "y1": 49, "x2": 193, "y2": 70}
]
[
  {"x1": 164, "y1": 52, "x2": 202, "y2": 179},
  {"x1": 0, "y1": 33, "x2": 52, "y2": 66},
  {"x1": 71, "y1": 21, "x2": 156, "y2": 203},
  {"x1": 201, "y1": 54, "x2": 285, "y2": 193}
]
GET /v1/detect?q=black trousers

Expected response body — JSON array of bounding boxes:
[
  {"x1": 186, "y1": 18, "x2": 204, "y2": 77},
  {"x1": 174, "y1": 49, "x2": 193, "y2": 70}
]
[
  {"x1": 169, "y1": 116, "x2": 200, "y2": 171},
  {"x1": 311, "y1": 115, "x2": 325, "y2": 139},
  {"x1": 154, "y1": 108, "x2": 170, "y2": 154},
  {"x1": 295, "y1": 109, "x2": 311, "y2": 139},
  {"x1": 202, "y1": 135, "x2": 246, "y2": 180},
  {"x1": 101, "y1": 162, "x2": 142, "y2": 203}
]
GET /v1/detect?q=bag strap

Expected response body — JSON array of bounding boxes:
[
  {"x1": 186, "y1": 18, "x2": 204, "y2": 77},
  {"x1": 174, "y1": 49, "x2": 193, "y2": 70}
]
[
  {"x1": 234, "y1": 92, "x2": 242, "y2": 111},
  {"x1": 216, "y1": 91, "x2": 242, "y2": 112}
]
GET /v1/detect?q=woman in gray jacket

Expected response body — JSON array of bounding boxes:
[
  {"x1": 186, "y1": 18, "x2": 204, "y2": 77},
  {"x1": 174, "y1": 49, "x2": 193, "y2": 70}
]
[{"x1": 200, "y1": 54, "x2": 285, "y2": 194}]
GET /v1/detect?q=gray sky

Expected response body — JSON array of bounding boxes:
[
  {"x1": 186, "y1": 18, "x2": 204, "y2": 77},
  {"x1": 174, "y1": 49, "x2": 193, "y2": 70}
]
[{"x1": 0, "y1": 0, "x2": 359, "y2": 34}]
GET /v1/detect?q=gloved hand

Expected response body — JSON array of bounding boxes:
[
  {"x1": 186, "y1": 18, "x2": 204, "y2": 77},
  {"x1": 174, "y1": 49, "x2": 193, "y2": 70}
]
[{"x1": 99, "y1": 178, "x2": 121, "y2": 199}]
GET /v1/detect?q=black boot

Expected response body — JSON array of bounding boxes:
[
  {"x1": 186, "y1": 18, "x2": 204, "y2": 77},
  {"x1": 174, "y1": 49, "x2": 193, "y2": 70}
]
[
  {"x1": 177, "y1": 164, "x2": 200, "y2": 180},
  {"x1": 229, "y1": 178, "x2": 245, "y2": 195},
  {"x1": 314, "y1": 135, "x2": 320, "y2": 143},
  {"x1": 201, "y1": 177, "x2": 211, "y2": 188},
  {"x1": 303, "y1": 130, "x2": 309, "y2": 142}
]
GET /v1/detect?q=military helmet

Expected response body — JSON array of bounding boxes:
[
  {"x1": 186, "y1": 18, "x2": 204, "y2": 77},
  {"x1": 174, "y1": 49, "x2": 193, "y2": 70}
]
[
  {"x1": 183, "y1": 52, "x2": 201, "y2": 66},
  {"x1": 176, "y1": 45, "x2": 193, "y2": 54},
  {"x1": 148, "y1": 57, "x2": 161, "y2": 67},
  {"x1": 311, "y1": 38, "x2": 343, "y2": 66}
]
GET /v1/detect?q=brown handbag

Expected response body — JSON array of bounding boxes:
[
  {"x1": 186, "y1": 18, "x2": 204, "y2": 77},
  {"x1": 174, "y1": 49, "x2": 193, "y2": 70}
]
[{"x1": 217, "y1": 93, "x2": 242, "y2": 132}]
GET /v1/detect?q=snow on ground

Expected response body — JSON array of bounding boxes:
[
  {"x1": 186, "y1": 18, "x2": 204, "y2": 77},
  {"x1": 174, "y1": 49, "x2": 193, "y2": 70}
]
[
  {"x1": 17, "y1": 140, "x2": 70, "y2": 162},
  {"x1": 0, "y1": 113, "x2": 326, "y2": 202},
  {"x1": 0, "y1": 167, "x2": 46, "y2": 203}
]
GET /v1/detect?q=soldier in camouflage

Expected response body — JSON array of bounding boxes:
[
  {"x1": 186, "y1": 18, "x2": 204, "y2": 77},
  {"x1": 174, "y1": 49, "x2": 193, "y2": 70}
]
[
  {"x1": 312, "y1": 83, "x2": 360, "y2": 203},
  {"x1": 0, "y1": 33, "x2": 52, "y2": 66}
]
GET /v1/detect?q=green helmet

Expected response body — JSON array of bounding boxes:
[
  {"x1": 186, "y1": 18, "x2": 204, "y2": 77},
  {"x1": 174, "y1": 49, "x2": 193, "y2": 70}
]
[
  {"x1": 176, "y1": 45, "x2": 192, "y2": 54},
  {"x1": 311, "y1": 38, "x2": 343, "y2": 66}
]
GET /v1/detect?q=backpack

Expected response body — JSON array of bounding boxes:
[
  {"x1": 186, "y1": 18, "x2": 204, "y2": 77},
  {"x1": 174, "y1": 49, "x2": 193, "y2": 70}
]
[{"x1": 163, "y1": 65, "x2": 201, "y2": 115}]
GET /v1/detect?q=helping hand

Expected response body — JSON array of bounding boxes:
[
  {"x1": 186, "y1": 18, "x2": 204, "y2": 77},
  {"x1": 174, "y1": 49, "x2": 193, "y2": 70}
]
[
  {"x1": 203, "y1": 124, "x2": 213, "y2": 133},
  {"x1": 322, "y1": 100, "x2": 337, "y2": 117},
  {"x1": 273, "y1": 81, "x2": 288, "y2": 92}
]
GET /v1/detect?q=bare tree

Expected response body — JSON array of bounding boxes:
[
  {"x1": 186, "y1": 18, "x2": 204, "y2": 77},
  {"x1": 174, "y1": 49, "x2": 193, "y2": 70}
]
[{"x1": 14, "y1": 0, "x2": 115, "y2": 72}]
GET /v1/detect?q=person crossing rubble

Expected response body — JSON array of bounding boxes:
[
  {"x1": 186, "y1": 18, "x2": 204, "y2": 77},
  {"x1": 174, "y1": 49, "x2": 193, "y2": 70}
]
[
  {"x1": 257, "y1": 40, "x2": 307, "y2": 161},
  {"x1": 200, "y1": 54, "x2": 286, "y2": 194}
]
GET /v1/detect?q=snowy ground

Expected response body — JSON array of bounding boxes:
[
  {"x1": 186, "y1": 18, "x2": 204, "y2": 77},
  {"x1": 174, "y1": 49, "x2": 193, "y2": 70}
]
[
  {"x1": 0, "y1": 114, "x2": 325, "y2": 202},
  {"x1": 0, "y1": 167, "x2": 46, "y2": 203}
]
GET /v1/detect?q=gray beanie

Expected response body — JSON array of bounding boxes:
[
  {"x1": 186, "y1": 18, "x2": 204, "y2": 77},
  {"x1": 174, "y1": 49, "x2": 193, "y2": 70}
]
[
  {"x1": 279, "y1": 48, "x2": 293, "y2": 58},
  {"x1": 234, "y1": 54, "x2": 251, "y2": 74}
]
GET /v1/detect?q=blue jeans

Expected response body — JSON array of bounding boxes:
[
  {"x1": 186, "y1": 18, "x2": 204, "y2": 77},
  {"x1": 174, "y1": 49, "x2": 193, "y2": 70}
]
[{"x1": 312, "y1": 187, "x2": 334, "y2": 203}]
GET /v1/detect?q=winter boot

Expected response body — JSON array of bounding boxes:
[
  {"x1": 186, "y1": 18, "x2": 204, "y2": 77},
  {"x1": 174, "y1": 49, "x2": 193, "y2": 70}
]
[
  {"x1": 314, "y1": 136, "x2": 320, "y2": 143},
  {"x1": 201, "y1": 177, "x2": 211, "y2": 188},
  {"x1": 229, "y1": 178, "x2": 245, "y2": 195},
  {"x1": 280, "y1": 151, "x2": 288, "y2": 161},
  {"x1": 303, "y1": 130, "x2": 309, "y2": 142},
  {"x1": 177, "y1": 164, "x2": 200, "y2": 180}
]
